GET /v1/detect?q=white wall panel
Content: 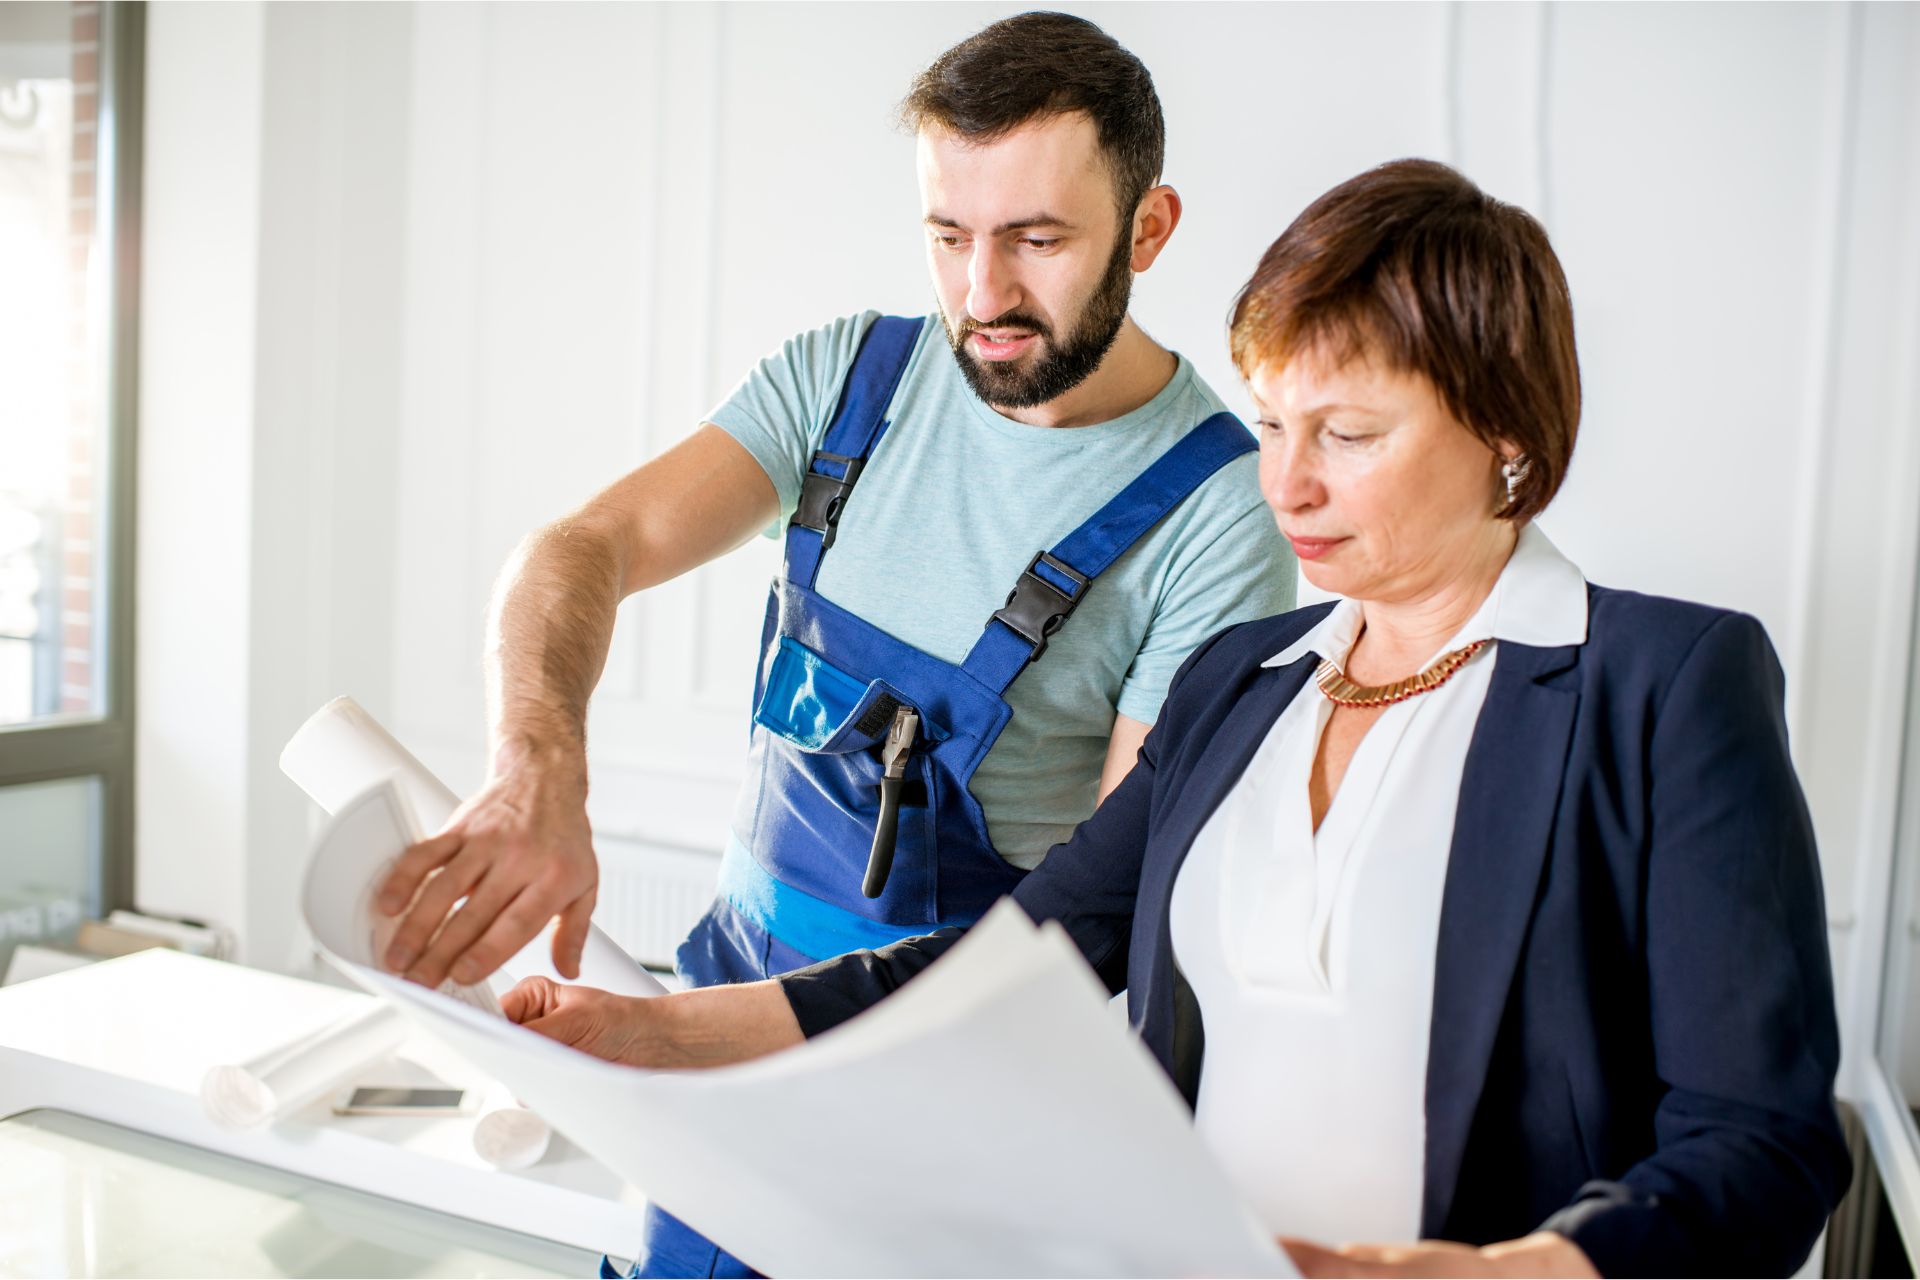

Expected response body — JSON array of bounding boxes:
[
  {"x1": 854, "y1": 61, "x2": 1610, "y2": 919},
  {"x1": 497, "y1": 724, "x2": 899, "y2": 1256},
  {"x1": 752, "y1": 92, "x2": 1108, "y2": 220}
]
[
  {"x1": 1543, "y1": 2, "x2": 1833, "y2": 630},
  {"x1": 1110, "y1": 2, "x2": 1454, "y2": 431},
  {"x1": 393, "y1": 1, "x2": 669, "y2": 781},
  {"x1": 138, "y1": 0, "x2": 417, "y2": 967},
  {"x1": 135, "y1": 0, "x2": 266, "y2": 938},
  {"x1": 1452, "y1": 3, "x2": 1551, "y2": 205},
  {"x1": 390, "y1": 0, "x2": 488, "y2": 787}
]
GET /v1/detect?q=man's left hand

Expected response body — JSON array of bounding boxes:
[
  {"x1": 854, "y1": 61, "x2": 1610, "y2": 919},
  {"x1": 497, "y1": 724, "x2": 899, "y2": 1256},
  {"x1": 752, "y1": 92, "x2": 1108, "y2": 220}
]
[{"x1": 501, "y1": 976, "x2": 647, "y2": 1065}]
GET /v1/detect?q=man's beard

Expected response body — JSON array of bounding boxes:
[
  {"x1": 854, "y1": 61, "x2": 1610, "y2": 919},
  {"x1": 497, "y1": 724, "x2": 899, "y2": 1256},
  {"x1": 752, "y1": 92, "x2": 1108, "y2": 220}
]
[{"x1": 942, "y1": 229, "x2": 1134, "y2": 411}]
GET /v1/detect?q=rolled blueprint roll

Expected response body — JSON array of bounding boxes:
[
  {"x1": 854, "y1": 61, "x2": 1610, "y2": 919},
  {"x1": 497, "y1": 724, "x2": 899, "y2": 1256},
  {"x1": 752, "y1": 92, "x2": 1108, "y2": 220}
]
[
  {"x1": 472, "y1": 1105, "x2": 552, "y2": 1170},
  {"x1": 201, "y1": 1002, "x2": 405, "y2": 1130},
  {"x1": 280, "y1": 695, "x2": 466, "y2": 831},
  {"x1": 281, "y1": 696, "x2": 665, "y2": 998},
  {"x1": 300, "y1": 779, "x2": 506, "y2": 1016}
]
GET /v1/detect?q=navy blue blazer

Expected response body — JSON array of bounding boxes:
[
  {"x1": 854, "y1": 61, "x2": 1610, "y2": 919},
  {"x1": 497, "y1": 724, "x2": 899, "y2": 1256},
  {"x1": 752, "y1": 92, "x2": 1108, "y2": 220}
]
[{"x1": 783, "y1": 586, "x2": 1850, "y2": 1277}]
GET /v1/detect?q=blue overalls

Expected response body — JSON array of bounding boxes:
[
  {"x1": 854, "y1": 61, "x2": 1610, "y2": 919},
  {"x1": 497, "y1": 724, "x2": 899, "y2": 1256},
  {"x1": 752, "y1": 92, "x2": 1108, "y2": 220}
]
[{"x1": 628, "y1": 316, "x2": 1255, "y2": 1279}]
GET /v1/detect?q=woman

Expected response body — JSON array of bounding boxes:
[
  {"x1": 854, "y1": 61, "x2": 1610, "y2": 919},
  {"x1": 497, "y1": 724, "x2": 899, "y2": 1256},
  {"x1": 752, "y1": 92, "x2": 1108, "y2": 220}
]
[{"x1": 503, "y1": 160, "x2": 1849, "y2": 1277}]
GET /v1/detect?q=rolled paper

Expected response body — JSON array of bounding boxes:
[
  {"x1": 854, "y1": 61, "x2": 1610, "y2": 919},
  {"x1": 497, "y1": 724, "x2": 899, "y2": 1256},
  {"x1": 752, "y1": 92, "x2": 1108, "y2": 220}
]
[
  {"x1": 298, "y1": 779, "x2": 505, "y2": 1015},
  {"x1": 281, "y1": 696, "x2": 464, "y2": 832},
  {"x1": 280, "y1": 696, "x2": 666, "y2": 999},
  {"x1": 472, "y1": 1105, "x2": 553, "y2": 1170},
  {"x1": 200, "y1": 1002, "x2": 405, "y2": 1130}
]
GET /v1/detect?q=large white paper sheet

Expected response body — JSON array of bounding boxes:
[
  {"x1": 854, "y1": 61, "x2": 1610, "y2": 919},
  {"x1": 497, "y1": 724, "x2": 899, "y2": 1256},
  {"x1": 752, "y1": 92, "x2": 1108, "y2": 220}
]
[
  {"x1": 304, "y1": 780, "x2": 1292, "y2": 1278},
  {"x1": 282, "y1": 695, "x2": 664, "y2": 998}
]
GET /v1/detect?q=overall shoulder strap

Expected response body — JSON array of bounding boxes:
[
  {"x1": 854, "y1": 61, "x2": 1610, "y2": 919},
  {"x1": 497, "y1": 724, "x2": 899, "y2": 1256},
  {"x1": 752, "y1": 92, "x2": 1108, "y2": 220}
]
[
  {"x1": 783, "y1": 315, "x2": 925, "y2": 590},
  {"x1": 961, "y1": 411, "x2": 1257, "y2": 695}
]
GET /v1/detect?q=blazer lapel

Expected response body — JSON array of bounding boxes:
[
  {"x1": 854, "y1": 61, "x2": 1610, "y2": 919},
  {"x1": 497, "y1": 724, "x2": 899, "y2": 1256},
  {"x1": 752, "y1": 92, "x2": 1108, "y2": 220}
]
[
  {"x1": 1421, "y1": 640, "x2": 1581, "y2": 1238},
  {"x1": 1137, "y1": 659, "x2": 1312, "y2": 972},
  {"x1": 1150, "y1": 660, "x2": 1313, "y2": 880}
]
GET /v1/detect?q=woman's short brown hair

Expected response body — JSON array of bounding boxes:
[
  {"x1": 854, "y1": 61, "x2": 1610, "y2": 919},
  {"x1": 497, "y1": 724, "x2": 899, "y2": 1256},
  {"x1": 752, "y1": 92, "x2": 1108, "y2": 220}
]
[{"x1": 1229, "y1": 159, "x2": 1580, "y2": 521}]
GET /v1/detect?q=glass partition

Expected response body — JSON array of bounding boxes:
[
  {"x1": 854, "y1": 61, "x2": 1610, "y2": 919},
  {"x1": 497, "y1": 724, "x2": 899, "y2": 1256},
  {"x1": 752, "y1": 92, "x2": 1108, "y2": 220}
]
[{"x1": 0, "y1": 1109, "x2": 600, "y2": 1278}]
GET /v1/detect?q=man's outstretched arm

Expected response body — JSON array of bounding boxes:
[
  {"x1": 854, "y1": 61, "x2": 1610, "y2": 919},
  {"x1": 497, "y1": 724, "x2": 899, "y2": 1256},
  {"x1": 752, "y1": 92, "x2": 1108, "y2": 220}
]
[{"x1": 377, "y1": 424, "x2": 779, "y2": 987}]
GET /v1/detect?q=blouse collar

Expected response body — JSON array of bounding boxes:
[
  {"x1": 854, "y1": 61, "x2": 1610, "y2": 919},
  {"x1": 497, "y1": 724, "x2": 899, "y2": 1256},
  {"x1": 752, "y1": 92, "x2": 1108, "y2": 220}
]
[{"x1": 1261, "y1": 522, "x2": 1590, "y2": 671}]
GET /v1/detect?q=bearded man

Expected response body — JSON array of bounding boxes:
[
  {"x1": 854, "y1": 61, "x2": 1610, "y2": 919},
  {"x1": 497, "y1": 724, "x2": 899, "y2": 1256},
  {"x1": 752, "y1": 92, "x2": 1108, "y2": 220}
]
[{"x1": 369, "y1": 12, "x2": 1295, "y2": 1276}]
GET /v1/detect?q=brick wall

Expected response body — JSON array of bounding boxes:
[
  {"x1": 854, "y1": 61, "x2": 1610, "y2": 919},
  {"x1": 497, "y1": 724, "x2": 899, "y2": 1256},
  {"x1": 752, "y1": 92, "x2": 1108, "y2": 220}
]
[{"x1": 60, "y1": 1, "x2": 98, "y2": 715}]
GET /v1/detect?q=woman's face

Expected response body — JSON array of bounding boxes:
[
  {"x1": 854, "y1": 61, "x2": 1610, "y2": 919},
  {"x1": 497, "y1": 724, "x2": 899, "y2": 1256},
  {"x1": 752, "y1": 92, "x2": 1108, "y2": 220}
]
[{"x1": 1250, "y1": 349, "x2": 1510, "y2": 605}]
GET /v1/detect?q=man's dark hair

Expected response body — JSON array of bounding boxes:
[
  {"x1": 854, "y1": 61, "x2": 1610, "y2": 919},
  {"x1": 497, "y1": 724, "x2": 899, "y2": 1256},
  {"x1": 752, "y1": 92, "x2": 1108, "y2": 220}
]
[{"x1": 901, "y1": 12, "x2": 1165, "y2": 217}]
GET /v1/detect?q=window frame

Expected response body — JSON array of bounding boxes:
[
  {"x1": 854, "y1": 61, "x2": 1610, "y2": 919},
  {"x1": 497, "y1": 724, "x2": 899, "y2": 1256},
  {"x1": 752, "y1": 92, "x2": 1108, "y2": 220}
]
[
  {"x1": 0, "y1": 2, "x2": 143, "y2": 914},
  {"x1": 1863, "y1": 537, "x2": 1920, "y2": 1271}
]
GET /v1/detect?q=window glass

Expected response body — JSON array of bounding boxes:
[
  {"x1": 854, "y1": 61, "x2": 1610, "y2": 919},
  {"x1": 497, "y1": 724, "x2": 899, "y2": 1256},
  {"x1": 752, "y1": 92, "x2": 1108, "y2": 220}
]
[
  {"x1": 0, "y1": 775, "x2": 100, "y2": 976},
  {"x1": 0, "y1": 1, "x2": 108, "y2": 727}
]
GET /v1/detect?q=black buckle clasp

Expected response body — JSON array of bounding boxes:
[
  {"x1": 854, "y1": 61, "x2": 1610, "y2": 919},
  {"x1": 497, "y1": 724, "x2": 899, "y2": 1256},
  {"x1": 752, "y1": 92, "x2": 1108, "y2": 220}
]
[
  {"x1": 792, "y1": 452, "x2": 866, "y2": 550},
  {"x1": 992, "y1": 552, "x2": 1091, "y2": 663}
]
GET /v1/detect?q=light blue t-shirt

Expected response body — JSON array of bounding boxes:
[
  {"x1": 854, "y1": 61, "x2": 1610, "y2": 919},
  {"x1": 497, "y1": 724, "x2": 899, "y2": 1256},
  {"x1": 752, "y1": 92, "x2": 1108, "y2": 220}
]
[{"x1": 709, "y1": 312, "x2": 1296, "y2": 867}]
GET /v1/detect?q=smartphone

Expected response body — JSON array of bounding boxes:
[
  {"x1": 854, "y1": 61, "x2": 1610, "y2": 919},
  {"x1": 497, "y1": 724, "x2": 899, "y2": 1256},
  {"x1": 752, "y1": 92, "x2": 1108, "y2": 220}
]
[{"x1": 331, "y1": 1085, "x2": 473, "y2": 1117}]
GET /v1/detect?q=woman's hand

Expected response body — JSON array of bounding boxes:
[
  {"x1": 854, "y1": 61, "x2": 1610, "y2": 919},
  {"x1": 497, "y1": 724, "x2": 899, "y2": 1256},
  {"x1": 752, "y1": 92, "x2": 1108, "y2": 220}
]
[
  {"x1": 503, "y1": 974, "x2": 809, "y2": 1069},
  {"x1": 502, "y1": 976, "x2": 651, "y2": 1065},
  {"x1": 1281, "y1": 1231, "x2": 1599, "y2": 1278}
]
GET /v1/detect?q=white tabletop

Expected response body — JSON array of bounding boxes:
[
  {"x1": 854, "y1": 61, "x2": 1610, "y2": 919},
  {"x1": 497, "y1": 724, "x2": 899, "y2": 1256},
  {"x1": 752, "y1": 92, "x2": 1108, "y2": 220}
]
[{"x1": 0, "y1": 949, "x2": 650, "y2": 1262}]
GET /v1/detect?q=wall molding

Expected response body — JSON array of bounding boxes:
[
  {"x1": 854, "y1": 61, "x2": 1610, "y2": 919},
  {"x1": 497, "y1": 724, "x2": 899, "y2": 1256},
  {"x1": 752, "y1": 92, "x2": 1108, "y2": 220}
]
[
  {"x1": 1783, "y1": 1, "x2": 1863, "y2": 746},
  {"x1": 1440, "y1": 1, "x2": 1462, "y2": 166},
  {"x1": 1530, "y1": 1, "x2": 1554, "y2": 229}
]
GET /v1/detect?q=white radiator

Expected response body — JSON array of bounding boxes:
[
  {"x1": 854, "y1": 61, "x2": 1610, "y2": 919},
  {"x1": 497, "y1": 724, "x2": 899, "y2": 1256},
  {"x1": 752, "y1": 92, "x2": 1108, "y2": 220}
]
[{"x1": 593, "y1": 837, "x2": 723, "y2": 972}]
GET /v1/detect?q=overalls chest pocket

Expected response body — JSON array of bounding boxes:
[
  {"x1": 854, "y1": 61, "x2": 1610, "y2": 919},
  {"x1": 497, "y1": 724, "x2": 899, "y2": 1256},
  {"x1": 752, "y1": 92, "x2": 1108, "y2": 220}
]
[
  {"x1": 753, "y1": 636, "x2": 948, "y2": 755},
  {"x1": 749, "y1": 636, "x2": 953, "y2": 917}
]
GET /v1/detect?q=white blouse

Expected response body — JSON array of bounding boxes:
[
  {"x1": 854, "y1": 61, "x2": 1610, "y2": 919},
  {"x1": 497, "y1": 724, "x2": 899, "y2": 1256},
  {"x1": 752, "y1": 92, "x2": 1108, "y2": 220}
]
[{"x1": 1169, "y1": 523, "x2": 1589, "y2": 1244}]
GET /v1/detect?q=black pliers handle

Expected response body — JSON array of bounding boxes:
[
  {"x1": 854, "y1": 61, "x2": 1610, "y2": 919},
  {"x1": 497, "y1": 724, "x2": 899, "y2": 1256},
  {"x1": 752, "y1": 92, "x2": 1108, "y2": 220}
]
[{"x1": 862, "y1": 708, "x2": 920, "y2": 899}]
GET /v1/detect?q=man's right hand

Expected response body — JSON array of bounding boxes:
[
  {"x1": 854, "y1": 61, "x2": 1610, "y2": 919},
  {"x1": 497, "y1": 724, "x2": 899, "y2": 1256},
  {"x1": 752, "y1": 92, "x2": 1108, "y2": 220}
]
[
  {"x1": 378, "y1": 425, "x2": 776, "y2": 991},
  {"x1": 375, "y1": 745, "x2": 598, "y2": 989}
]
